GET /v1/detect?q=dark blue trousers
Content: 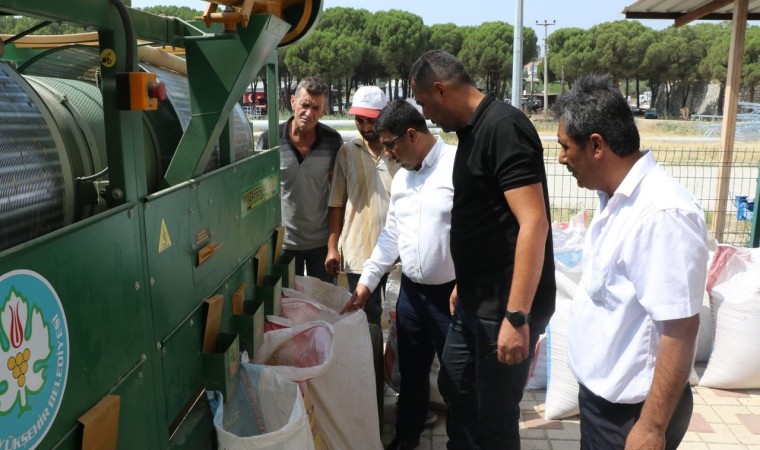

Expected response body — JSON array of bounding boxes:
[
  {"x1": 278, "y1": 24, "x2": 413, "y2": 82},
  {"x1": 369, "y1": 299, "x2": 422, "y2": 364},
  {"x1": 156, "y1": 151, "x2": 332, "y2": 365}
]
[
  {"x1": 282, "y1": 246, "x2": 335, "y2": 284},
  {"x1": 438, "y1": 303, "x2": 547, "y2": 449},
  {"x1": 394, "y1": 275, "x2": 468, "y2": 449},
  {"x1": 578, "y1": 383, "x2": 693, "y2": 450}
]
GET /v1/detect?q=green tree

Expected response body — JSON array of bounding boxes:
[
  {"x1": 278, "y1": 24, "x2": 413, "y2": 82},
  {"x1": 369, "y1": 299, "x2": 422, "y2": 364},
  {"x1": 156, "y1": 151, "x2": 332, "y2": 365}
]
[
  {"x1": 743, "y1": 26, "x2": 760, "y2": 102},
  {"x1": 548, "y1": 27, "x2": 593, "y2": 89},
  {"x1": 315, "y1": 7, "x2": 376, "y2": 108},
  {"x1": 642, "y1": 27, "x2": 703, "y2": 115},
  {"x1": 696, "y1": 23, "x2": 731, "y2": 113},
  {"x1": 367, "y1": 10, "x2": 428, "y2": 99},
  {"x1": 459, "y1": 21, "x2": 537, "y2": 99},
  {"x1": 0, "y1": 16, "x2": 85, "y2": 35},
  {"x1": 283, "y1": 29, "x2": 362, "y2": 110},
  {"x1": 590, "y1": 20, "x2": 655, "y2": 103},
  {"x1": 429, "y1": 23, "x2": 467, "y2": 56},
  {"x1": 139, "y1": 6, "x2": 201, "y2": 21}
]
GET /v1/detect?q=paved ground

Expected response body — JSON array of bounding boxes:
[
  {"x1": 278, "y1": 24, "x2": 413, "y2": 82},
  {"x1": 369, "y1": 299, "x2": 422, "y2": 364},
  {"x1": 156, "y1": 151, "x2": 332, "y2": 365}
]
[{"x1": 380, "y1": 372, "x2": 760, "y2": 449}]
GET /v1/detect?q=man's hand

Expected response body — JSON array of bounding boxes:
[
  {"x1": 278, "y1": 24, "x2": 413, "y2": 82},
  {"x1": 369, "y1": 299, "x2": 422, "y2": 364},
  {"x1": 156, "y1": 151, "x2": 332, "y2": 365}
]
[
  {"x1": 325, "y1": 247, "x2": 341, "y2": 277},
  {"x1": 340, "y1": 283, "x2": 371, "y2": 314},
  {"x1": 449, "y1": 284, "x2": 458, "y2": 315},
  {"x1": 497, "y1": 319, "x2": 530, "y2": 365},
  {"x1": 626, "y1": 315, "x2": 698, "y2": 450},
  {"x1": 625, "y1": 421, "x2": 665, "y2": 450}
]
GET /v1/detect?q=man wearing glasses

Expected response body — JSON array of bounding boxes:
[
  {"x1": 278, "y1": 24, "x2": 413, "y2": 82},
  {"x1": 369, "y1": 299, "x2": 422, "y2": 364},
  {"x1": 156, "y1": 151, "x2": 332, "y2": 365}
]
[
  {"x1": 325, "y1": 86, "x2": 398, "y2": 327},
  {"x1": 343, "y1": 100, "x2": 467, "y2": 450}
]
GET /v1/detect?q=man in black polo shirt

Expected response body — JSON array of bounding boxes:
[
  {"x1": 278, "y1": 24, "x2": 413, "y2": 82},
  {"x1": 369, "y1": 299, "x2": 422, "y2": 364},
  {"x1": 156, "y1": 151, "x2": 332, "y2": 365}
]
[{"x1": 410, "y1": 50, "x2": 555, "y2": 448}]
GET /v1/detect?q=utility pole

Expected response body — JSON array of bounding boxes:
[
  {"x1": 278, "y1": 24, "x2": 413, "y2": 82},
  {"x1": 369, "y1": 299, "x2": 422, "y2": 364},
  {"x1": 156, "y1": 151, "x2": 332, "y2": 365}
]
[
  {"x1": 536, "y1": 20, "x2": 555, "y2": 115},
  {"x1": 511, "y1": 0, "x2": 524, "y2": 107}
]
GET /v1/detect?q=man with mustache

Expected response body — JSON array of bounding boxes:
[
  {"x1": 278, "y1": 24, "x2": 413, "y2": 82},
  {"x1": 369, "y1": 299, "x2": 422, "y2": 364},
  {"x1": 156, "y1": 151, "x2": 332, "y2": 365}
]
[
  {"x1": 257, "y1": 76, "x2": 343, "y2": 283},
  {"x1": 556, "y1": 74, "x2": 708, "y2": 450}
]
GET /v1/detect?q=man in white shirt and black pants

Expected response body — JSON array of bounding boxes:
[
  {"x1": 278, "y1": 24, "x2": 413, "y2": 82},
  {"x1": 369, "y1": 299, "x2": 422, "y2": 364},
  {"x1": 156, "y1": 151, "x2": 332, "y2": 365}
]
[
  {"x1": 555, "y1": 74, "x2": 708, "y2": 449},
  {"x1": 342, "y1": 100, "x2": 467, "y2": 450}
]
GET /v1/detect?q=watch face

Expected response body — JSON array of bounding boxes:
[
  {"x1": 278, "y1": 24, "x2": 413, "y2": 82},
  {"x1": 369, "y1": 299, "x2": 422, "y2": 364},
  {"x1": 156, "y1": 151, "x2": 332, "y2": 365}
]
[{"x1": 507, "y1": 311, "x2": 528, "y2": 326}]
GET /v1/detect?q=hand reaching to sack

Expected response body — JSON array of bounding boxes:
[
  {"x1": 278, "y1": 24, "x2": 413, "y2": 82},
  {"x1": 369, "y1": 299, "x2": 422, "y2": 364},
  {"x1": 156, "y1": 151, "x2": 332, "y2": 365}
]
[{"x1": 340, "y1": 283, "x2": 371, "y2": 314}]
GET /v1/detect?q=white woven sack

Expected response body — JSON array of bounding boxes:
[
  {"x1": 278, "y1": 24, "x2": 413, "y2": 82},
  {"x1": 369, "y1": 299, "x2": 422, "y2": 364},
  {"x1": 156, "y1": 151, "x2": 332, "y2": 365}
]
[
  {"x1": 526, "y1": 333, "x2": 548, "y2": 390},
  {"x1": 543, "y1": 271, "x2": 580, "y2": 420},
  {"x1": 699, "y1": 245, "x2": 760, "y2": 389},
  {"x1": 694, "y1": 240, "x2": 717, "y2": 363},
  {"x1": 211, "y1": 364, "x2": 315, "y2": 450},
  {"x1": 278, "y1": 277, "x2": 383, "y2": 450}
]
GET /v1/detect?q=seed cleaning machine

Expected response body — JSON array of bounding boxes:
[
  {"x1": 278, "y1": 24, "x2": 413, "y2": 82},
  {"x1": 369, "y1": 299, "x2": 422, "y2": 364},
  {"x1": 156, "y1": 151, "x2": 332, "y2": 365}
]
[{"x1": 0, "y1": 1, "x2": 320, "y2": 448}]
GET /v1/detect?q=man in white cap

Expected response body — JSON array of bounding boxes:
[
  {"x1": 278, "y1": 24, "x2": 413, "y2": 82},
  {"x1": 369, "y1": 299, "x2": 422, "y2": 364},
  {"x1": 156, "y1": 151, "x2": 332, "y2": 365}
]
[{"x1": 325, "y1": 86, "x2": 399, "y2": 326}]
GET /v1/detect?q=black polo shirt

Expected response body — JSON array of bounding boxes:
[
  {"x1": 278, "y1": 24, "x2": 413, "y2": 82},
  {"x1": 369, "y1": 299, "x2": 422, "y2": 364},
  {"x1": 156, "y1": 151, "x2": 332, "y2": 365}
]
[{"x1": 451, "y1": 94, "x2": 556, "y2": 321}]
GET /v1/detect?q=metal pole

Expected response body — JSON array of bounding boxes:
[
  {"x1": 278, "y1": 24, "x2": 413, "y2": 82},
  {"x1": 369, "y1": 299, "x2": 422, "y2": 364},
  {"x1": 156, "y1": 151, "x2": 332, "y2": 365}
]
[
  {"x1": 537, "y1": 20, "x2": 555, "y2": 115},
  {"x1": 511, "y1": 0, "x2": 523, "y2": 107}
]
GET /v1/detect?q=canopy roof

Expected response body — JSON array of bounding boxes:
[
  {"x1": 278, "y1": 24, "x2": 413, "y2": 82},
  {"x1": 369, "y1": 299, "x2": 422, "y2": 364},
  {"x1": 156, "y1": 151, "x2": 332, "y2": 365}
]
[{"x1": 624, "y1": 0, "x2": 760, "y2": 26}]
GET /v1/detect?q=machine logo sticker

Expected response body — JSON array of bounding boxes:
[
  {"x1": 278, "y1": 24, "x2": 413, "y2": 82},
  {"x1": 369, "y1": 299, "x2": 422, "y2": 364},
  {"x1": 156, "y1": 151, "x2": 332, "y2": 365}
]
[{"x1": 0, "y1": 270, "x2": 69, "y2": 450}]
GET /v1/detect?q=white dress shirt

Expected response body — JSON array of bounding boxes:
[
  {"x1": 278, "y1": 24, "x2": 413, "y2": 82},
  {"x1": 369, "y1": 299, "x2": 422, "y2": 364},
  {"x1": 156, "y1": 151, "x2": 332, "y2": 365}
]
[
  {"x1": 567, "y1": 151, "x2": 708, "y2": 404},
  {"x1": 358, "y1": 137, "x2": 456, "y2": 292}
]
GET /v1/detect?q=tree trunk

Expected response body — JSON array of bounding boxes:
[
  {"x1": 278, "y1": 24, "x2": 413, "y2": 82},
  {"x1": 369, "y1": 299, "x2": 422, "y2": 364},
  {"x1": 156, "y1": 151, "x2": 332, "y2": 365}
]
[{"x1": 636, "y1": 78, "x2": 640, "y2": 108}]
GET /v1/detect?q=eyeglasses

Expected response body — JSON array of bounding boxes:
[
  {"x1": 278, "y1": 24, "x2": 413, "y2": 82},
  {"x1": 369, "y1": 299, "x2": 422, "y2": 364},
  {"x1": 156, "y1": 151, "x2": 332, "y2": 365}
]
[{"x1": 382, "y1": 133, "x2": 404, "y2": 150}]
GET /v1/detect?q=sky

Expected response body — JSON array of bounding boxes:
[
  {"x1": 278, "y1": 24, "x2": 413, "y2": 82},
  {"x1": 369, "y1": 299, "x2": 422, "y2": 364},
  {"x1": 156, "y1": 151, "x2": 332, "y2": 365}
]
[{"x1": 130, "y1": 0, "x2": 673, "y2": 35}]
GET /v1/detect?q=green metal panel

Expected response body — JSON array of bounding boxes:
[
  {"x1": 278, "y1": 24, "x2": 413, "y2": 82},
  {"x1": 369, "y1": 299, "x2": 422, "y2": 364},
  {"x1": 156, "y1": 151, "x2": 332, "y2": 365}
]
[
  {"x1": 0, "y1": 2, "x2": 305, "y2": 448},
  {"x1": 144, "y1": 149, "x2": 280, "y2": 339},
  {"x1": 144, "y1": 150, "x2": 279, "y2": 425},
  {"x1": 266, "y1": 52, "x2": 280, "y2": 149},
  {"x1": 0, "y1": 205, "x2": 163, "y2": 449}
]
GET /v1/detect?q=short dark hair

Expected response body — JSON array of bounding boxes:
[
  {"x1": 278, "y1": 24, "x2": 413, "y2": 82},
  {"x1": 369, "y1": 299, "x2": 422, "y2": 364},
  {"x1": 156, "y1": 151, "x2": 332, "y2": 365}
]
[
  {"x1": 554, "y1": 74, "x2": 640, "y2": 156},
  {"x1": 409, "y1": 50, "x2": 476, "y2": 94},
  {"x1": 294, "y1": 76, "x2": 329, "y2": 98},
  {"x1": 375, "y1": 100, "x2": 429, "y2": 136}
]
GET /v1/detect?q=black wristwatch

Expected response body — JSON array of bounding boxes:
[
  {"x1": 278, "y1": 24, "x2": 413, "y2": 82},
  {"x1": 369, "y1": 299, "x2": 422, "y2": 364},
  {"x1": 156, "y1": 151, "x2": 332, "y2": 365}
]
[{"x1": 505, "y1": 310, "x2": 531, "y2": 327}]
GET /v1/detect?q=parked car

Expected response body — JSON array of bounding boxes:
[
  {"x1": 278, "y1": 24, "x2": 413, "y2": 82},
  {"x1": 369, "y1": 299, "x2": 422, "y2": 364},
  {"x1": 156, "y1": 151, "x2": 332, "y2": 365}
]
[
  {"x1": 644, "y1": 108, "x2": 658, "y2": 119},
  {"x1": 630, "y1": 105, "x2": 645, "y2": 116}
]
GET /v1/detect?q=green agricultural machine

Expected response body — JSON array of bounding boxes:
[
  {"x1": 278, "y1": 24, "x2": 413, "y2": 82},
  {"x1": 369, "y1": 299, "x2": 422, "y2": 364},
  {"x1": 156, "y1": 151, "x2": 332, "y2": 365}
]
[{"x1": 0, "y1": 1, "x2": 321, "y2": 448}]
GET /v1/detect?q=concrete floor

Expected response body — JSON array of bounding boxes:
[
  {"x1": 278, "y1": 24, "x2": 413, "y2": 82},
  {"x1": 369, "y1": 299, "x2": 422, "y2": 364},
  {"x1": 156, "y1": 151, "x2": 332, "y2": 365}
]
[{"x1": 379, "y1": 377, "x2": 760, "y2": 450}]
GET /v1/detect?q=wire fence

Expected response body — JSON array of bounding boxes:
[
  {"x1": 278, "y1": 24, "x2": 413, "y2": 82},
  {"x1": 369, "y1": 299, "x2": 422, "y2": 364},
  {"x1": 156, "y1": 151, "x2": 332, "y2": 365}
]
[{"x1": 543, "y1": 144, "x2": 759, "y2": 247}]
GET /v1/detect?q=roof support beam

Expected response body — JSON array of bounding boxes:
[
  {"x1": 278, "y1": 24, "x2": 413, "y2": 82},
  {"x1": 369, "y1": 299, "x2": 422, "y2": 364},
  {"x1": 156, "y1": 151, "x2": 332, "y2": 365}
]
[
  {"x1": 713, "y1": 0, "x2": 747, "y2": 242},
  {"x1": 675, "y1": 0, "x2": 734, "y2": 27}
]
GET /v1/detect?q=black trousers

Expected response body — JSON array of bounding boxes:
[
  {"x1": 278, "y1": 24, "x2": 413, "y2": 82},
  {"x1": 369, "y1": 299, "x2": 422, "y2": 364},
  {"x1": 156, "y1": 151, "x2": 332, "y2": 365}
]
[{"x1": 578, "y1": 383, "x2": 693, "y2": 450}]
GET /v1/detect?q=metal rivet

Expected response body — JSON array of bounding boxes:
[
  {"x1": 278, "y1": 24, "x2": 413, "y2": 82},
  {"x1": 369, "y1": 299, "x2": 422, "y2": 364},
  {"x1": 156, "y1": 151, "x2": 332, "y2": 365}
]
[
  {"x1": 150, "y1": 277, "x2": 155, "y2": 286},
  {"x1": 156, "y1": 342, "x2": 162, "y2": 350},
  {"x1": 112, "y1": 189, "x2": 123, "y2": 200},
  {"x1": 128, "y1": 209, "x2": 134, "y2": 219},
  {"x1": 134, "y1": 281, "x2": 140, "y2": 291}
]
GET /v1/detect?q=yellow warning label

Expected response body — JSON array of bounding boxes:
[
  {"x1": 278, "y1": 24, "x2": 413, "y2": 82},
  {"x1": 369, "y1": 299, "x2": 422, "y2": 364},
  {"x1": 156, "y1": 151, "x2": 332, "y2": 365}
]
[
  {"x1": 100, "y1": 49, "x2": 116, "y2": 68},
  {"x1": 159, "y1": 219, "x2": 172, "y2": 253}
]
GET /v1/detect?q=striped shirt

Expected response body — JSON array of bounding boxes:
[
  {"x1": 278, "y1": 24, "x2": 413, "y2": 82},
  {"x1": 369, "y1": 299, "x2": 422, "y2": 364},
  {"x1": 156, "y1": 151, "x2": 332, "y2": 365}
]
[{"x1": 328, "y1": 137, "x2": 399, "y2": 273}]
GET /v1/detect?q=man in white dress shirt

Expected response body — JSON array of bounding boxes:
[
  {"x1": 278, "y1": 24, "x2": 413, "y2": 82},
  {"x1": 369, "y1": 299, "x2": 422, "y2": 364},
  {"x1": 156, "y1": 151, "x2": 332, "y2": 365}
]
[
  {"x1": 556, "y1": 74, "x2": 708, "y2": 450},
  {"x1": 342, "y1": 100, "x2": 467, "y2": 450}
]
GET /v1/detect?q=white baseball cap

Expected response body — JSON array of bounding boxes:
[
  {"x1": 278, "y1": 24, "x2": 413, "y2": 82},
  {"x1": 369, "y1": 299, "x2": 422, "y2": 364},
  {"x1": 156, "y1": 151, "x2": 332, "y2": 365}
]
[{"x1": 348, "y1": 86, "x2": 388, "y2": 118}]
